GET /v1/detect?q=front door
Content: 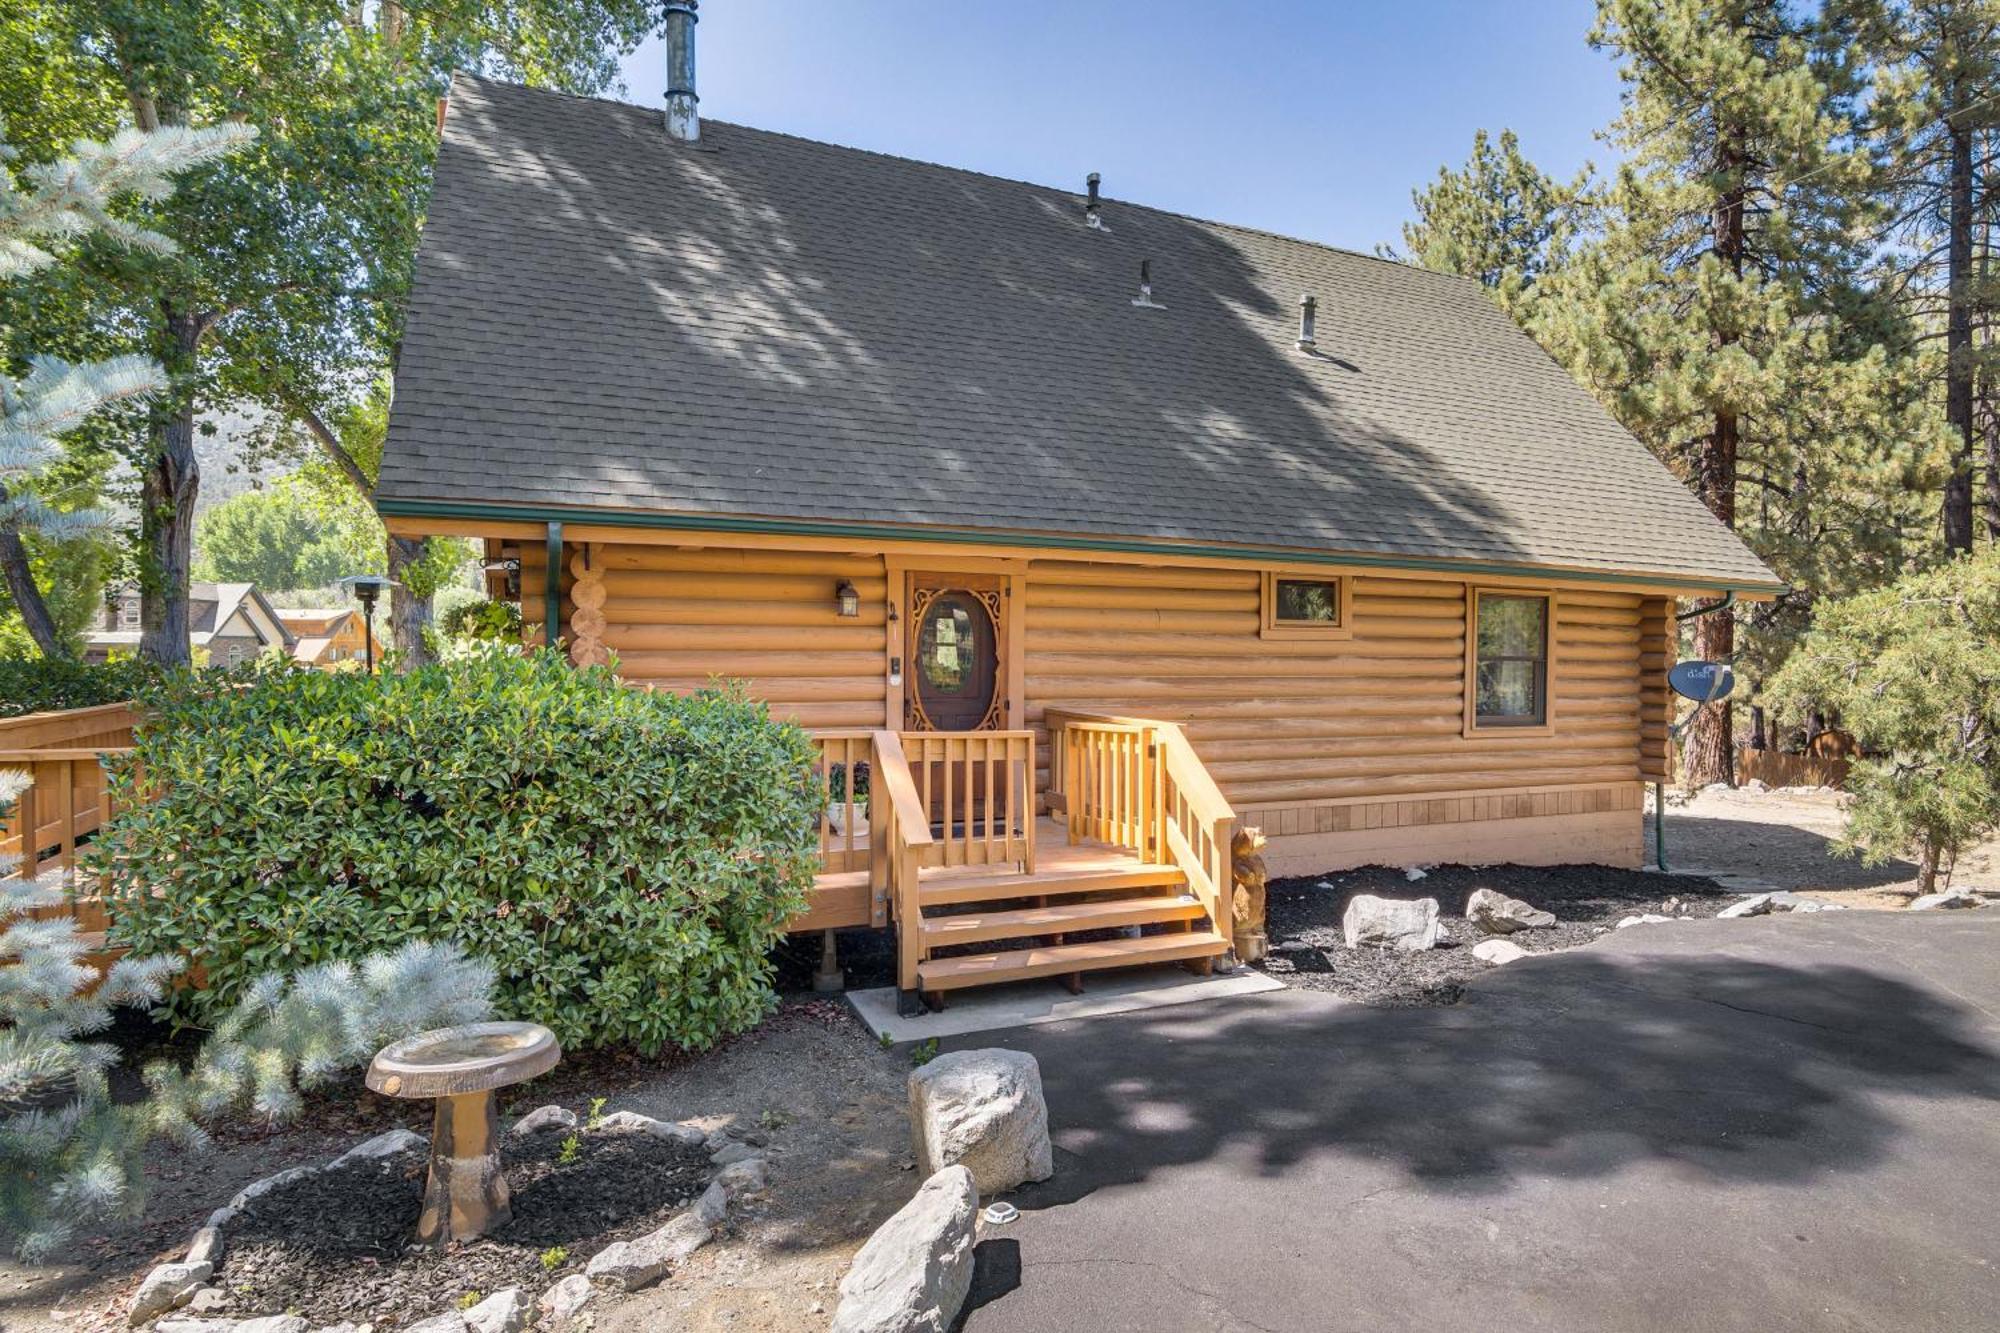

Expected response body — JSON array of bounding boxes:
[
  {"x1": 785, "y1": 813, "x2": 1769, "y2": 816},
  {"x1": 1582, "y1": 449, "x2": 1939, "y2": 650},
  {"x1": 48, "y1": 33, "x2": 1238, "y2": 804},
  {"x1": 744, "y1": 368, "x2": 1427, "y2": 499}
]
[{"x1": 905, "y1": 573, "x2": 1006, "y2": 732}]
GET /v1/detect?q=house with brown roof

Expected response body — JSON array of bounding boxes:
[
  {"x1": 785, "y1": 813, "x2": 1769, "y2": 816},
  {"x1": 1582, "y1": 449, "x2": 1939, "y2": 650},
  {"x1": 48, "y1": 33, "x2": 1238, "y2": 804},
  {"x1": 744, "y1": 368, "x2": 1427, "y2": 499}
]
[
  {"x1": 376, "y1": 39, "x2": 1779, "y2": 1000},
  {"x1": 275, "y1": 608, "x2": 371, "y2": 670}
]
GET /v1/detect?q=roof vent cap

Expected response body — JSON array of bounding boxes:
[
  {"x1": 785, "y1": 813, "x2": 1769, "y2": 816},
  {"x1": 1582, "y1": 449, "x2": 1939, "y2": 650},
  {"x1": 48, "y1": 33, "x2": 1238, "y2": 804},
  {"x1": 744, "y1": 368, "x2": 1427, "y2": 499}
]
[
  {"x1": 1296, "y1": 293, "x2": 1317, "y2": 351},
  {"x1": 1085, "y1": 172, "x2": 1108, "y2": 231},
  {"x1": 1131, "y1": 259, "x2": 1166, "y2": 309}
]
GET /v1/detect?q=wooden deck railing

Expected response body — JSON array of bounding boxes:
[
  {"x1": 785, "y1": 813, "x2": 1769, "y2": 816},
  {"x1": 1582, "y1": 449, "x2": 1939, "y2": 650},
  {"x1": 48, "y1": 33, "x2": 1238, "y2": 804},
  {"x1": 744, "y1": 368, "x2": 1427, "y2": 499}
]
[
  {"x1": 901, "y1": 730, "x2": 1036, "y2": 872},
  {"x1": 1, "y1": 702, "x2": 139, "y2": 888},
  {"x1": 866, "y1": 731, "x2": 934, "y2": 991},
  {"x1": 1045, "y1": 708, "x2": 1236, "y2": 940}
]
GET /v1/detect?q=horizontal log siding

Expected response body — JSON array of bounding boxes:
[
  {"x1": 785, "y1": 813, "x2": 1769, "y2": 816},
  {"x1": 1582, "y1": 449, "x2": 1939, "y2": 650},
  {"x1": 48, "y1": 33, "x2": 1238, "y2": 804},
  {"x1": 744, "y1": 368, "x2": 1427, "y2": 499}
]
[
  {"x1": 1024, "y1": 561, "x2": 1647, "y2": 867},
  {"x1": 525, "y1": 543, "x2": 889, "y2": 730}
]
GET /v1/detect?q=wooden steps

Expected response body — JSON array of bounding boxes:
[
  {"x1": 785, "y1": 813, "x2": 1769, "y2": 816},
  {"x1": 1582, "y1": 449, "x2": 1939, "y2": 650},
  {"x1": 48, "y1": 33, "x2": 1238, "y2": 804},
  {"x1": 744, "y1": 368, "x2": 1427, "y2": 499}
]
[
  {"x1": 917, "y1": 928, "x2": 1230, "y2": 991},
  {"x1": 920, "y1": 893, "x2": 1202, "y2": 947},
  {"x1": 919, "y1": 862, "x2": 1182, "y2": 906}
]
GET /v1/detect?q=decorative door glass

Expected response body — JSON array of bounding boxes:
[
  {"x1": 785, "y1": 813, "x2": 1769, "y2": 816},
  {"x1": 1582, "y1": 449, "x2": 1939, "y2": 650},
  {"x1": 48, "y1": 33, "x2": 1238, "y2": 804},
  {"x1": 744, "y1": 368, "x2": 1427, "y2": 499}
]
[{"x1": 910, "y1": 589, "x2": 998, "y2": 731}]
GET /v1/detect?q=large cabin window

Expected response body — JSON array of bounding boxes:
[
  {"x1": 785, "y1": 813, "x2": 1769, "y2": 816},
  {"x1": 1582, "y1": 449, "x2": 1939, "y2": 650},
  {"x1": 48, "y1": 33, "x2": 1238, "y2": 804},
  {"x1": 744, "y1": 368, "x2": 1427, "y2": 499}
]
[
  {"x1": 1469, "y1": 590, "x2": 1550, "y2": 729},
  {"x1": 1260, "y1": 570, "x2": 1351, "y2": 640}
]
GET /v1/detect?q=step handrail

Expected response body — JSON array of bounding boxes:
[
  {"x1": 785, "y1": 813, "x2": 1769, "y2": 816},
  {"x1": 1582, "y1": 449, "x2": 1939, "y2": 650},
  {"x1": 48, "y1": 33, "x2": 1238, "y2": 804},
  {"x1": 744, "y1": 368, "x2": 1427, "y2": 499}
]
[
  {"x1": 868, "y1": 729, "x2": 935, "y2": 989},
  {"x1": 1043, "y1": 708, "x2": 1235, "y2": 946}
]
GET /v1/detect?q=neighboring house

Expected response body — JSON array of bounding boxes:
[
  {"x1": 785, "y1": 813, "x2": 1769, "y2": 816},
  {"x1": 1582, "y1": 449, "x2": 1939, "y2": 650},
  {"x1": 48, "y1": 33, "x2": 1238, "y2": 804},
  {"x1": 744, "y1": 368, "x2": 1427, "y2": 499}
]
[
  {"x1": 374, "y1": 66, "x2": 1782, "y2": 999},
  {"x1": 85, "y1": 583, "x2": 294, "y2": 666},
  {"x1": 277, "y1": 608, "x2": 371, "y2": 669}
]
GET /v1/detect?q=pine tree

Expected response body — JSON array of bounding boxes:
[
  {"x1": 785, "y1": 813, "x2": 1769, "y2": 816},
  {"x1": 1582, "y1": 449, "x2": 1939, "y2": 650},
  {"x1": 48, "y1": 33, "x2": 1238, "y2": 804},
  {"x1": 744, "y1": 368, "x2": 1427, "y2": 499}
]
[
  {"x1": 1395, "y1": 128, "x2": 1582, "y2": 313},
  {"x1": 1532, "y1": 0, "x2": 1943, "y2": 786},
  {"x1": 1852, "y1": 0, "x2": 2000, "y2": 554},
  {"x1": 0, "y1": 121, "x2": 253, "y2": 658}
]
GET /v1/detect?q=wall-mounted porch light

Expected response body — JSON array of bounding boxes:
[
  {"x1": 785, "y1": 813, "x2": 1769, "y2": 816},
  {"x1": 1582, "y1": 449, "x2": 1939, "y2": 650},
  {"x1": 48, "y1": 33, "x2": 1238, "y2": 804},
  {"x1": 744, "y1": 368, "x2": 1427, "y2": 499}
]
[{"x1": 835, "y1": 579, "x2": 861, "y2": 617}]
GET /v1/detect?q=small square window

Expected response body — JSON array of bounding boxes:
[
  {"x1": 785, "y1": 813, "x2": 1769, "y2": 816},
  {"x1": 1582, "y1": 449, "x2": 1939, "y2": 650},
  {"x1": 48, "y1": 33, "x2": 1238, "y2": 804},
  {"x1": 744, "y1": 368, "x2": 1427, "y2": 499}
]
[
  {"x1": 1275, "y1": 579, "x2": 1339, "y2": 624},
  {"x1": 1261, "y1": 571, "x2": 1350, "y2": 639}
]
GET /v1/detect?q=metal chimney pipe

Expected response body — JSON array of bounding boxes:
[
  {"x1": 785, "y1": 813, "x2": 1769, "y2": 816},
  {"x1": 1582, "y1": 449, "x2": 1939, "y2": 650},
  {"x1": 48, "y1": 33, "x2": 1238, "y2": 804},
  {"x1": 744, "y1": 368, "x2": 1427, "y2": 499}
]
[
  {"x1": 1086, "y1": 172, "x2": 1103, "y2": 228},
  {"x1": 1297, "y1": 293, "x2": 1317, "y2": 350},
  {"x1": 664, "y1": 1, "x2": 700, "y2": 143}
]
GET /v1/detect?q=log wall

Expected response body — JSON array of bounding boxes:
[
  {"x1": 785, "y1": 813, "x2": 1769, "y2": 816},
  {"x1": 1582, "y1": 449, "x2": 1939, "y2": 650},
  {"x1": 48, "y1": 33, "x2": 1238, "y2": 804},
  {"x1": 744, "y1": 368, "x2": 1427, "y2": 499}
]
[{"x1": 540, "y1": 541, "x2": 1652, "y2": 873}]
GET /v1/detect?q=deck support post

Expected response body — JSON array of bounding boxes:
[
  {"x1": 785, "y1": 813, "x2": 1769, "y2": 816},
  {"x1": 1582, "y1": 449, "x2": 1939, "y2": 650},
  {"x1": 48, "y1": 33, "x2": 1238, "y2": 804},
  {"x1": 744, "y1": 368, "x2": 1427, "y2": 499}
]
[{"x1": 812, "y1": 928, "x2": 843, "y2": 993}]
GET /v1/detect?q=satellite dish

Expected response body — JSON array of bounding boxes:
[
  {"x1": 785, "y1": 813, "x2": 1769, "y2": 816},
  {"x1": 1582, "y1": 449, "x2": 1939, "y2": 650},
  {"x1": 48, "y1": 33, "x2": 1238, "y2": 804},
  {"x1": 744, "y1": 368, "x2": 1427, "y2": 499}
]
[{"x1": 1669, "y1": 660, "x2": 1735, "y2": 703}]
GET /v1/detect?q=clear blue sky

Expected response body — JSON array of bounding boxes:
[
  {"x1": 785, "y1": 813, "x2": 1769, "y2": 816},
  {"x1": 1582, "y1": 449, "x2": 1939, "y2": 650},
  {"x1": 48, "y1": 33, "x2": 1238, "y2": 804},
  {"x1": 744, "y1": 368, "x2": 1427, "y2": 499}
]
[{"x1": 615, "y1": 1, "x2": 1623, "y2": 254}]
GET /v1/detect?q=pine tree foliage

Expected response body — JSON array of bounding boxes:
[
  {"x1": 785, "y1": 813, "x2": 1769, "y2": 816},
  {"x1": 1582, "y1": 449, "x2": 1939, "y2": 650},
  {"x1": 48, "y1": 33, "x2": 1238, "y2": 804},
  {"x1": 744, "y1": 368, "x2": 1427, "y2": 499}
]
[
  {"x1": 0, "y1": 770, "x2": 180, "y2": 1261},
  {"x1": 1396, "y1": 128, "x2": 1583, "y2": 312},
  {"x1": 147, "y1": 943, "x2": 494, "y2": 1131},
  {"x1": 1, "y1": 118, "x2": 253, "y2": 654},
  {"x1": 1852, "y1": 0, "x2": 2000, "y2": 552},
  {"x1": 1770, "y1": 549, "x2": 2000, "y2": 890}
]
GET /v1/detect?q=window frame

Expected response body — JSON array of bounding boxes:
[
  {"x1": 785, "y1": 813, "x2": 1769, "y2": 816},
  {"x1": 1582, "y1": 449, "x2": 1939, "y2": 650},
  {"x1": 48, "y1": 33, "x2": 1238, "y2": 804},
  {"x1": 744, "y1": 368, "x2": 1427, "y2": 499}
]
[
  {"x1": 1259, "y1": 569, "x2": 1352, "y2": 641},
  {"x1": 1463, "y1": 585, "x2": 1557, "y2": 736}
]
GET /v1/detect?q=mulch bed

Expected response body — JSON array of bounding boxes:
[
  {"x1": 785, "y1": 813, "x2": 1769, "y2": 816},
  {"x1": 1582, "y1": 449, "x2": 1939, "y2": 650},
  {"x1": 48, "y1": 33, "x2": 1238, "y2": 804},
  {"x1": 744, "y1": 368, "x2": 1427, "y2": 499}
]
[
  {"x1": 1256, "y1": 862, "x2": 1730, "y2": 1006},
  {"x1": 211, "y1": 1129, "x2": 712, "y2": 1329}
]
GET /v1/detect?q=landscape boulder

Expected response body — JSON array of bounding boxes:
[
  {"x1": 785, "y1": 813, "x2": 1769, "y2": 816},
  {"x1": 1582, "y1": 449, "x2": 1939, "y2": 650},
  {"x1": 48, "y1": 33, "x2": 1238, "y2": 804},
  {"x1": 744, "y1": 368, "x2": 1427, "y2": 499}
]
[
  {"x1": 538, "y1": 1276, "x2": 593, "y2": 1326},
  {"x1": 908, "y1": 1049, "x2": 1052, "y2": 1194},
  {"x1": 509, "y1": 1104, "x2": 577, "y2": 1136},
  {"x1": 1342, "y1": 895, "x2": 1440, "y2": 951},
  {"x1": 1464, "y1": 889, "x2": 1555, "y2": 934},
  {"x1": 328, "y1": 1128, "x2": 423, "y2": 1168},
  {"x1": 130, "y1": 1261, "x2": 212, "y2": 1326},
  {"x1": 583, "y1": 1209, "x2": 714, "y2": 1291},
  {"x1": 461, "y1": 1288, "x2": 529, "y2": 1333},
  {"x1": 1910, "y1": 888, "x2": 1983, "y2": 910},
  {"x1": 831, "y1": 1165, "x2": 979, "y2": 1333},
  {"x1": 1470, "y1": 939, "x2": 1528, "y2": 965},
  {"x1": 1717, "y1": 894, "x2": 1776, "y2": 919}
]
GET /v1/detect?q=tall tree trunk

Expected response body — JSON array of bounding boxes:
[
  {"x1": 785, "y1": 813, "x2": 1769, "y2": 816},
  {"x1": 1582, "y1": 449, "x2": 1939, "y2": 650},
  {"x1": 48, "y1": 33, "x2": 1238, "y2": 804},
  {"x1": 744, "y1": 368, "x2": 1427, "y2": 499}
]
[
  {"x1": 1683, "y1": 133, "x2": 1747, "y2": 789},
  {"x1": 387, "y1": 534, "x2": 434, "y2": 666},
  {"x1": 1945, "y1": 118, "x2": 1977, "y2": 554},
  {"x1": 0, "y1": 506, "x2": 70, "y2": 659},
  {"x1": 138, "y1": 310, "x2": 202, "y2": 667}
]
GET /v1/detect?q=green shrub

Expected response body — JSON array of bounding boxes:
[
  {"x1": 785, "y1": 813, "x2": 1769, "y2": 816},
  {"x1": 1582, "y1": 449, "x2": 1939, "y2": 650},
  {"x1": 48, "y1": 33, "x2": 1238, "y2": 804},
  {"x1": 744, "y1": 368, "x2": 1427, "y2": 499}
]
[
  {"x1": 1769, "y1": 550, "x2": 2000, "y2": 892},
  {"x1": 98, "y1": 647, "x2": 818, "y2": 1052},
  {"x1": 0, "y1": 656, "x2": 162, "y2": 719}
]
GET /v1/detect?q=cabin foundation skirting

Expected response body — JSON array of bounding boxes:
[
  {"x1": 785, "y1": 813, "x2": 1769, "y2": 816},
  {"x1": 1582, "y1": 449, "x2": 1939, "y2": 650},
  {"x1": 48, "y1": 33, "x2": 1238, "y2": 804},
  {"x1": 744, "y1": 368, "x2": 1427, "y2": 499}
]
[{"x1": 1244, "y1": 781, "x2": 1646, "y2": 876}]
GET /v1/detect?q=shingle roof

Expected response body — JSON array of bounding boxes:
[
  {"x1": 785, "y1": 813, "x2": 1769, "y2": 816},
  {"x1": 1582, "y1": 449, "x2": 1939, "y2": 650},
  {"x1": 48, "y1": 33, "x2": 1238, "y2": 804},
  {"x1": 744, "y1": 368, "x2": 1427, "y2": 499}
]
[{"x1": 378, "y1": 76, "x2": 1780, "y2": 591}]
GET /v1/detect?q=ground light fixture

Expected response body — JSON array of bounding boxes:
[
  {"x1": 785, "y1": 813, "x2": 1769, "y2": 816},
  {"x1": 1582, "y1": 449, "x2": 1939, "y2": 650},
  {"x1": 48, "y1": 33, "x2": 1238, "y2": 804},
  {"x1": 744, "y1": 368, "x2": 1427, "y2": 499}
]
[{"x1": 338, "y1": 573, "x2": 400, "y2": 672}]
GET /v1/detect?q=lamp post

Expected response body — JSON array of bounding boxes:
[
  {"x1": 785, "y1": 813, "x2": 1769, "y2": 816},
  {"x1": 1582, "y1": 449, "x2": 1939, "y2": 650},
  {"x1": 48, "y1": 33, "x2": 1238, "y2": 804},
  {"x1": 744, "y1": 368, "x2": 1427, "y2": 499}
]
[{"x1": 339, "y1": 574, "x2": 399, "y2": 673}]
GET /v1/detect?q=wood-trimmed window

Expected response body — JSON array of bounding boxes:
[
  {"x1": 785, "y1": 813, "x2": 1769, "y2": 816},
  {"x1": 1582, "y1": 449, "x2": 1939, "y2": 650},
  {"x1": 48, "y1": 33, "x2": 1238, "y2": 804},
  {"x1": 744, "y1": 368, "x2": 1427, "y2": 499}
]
[
  {"x1": 1465, "y1": 587, "x2": 1553, "y2": 733},
  {"x1": 1260, "y1": 571, "x2": 1351, "y2": 640}
]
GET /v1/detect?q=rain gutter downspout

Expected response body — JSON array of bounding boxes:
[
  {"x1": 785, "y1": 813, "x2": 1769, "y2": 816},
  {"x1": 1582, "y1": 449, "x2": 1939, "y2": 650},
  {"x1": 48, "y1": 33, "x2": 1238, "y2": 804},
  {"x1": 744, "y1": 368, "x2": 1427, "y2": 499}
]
[
  {"x1": 1655, "y1": 590, "x2": 1741, "y2": 870},
  {"x1": 545, "y1": 520, "x2": 563, "y2": 650}
]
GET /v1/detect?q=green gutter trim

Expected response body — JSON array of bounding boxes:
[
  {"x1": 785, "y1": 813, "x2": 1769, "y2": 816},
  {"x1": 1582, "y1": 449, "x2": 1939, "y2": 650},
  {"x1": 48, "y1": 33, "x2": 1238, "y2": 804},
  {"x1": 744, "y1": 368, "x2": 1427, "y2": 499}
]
[{"x1": 381, "y1": 497, "x2": 1786, "y2": 597}]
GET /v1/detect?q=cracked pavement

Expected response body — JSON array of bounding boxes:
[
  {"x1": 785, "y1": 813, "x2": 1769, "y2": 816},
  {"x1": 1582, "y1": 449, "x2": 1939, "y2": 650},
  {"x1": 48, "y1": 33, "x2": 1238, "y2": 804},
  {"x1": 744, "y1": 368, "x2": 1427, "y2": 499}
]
[{"x1": 952, "y1": 911, "x2": 2000, "y2": 1332}]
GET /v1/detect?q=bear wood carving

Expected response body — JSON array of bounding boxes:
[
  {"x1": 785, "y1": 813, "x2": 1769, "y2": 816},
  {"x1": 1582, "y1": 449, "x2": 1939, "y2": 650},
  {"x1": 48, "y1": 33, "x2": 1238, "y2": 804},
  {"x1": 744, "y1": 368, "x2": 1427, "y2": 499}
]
[{"x1": 1231, "y1": 825, "x2": 1269, "y2": 964}]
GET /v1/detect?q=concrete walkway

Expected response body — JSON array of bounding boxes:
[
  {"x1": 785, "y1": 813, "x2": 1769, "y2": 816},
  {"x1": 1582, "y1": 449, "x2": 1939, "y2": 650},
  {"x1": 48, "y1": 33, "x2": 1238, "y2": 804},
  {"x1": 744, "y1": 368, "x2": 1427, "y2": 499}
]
[{"x1": 953, "y1": 912, "x2": 2000, "y2": 1332}]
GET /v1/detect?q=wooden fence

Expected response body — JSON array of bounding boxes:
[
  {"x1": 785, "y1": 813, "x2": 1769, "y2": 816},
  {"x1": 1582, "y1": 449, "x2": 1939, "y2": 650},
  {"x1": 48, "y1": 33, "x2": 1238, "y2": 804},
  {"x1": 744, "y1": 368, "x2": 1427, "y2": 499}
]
[{"x1": 1734, "y1": 745, "x2": 1850, "y2": 790}]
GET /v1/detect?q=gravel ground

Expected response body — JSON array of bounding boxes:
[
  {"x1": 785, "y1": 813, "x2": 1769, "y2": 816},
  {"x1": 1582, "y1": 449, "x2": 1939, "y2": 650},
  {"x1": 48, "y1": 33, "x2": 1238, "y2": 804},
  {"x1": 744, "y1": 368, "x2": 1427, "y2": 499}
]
[
  {"x1": 1256, "y1": 862, "x2": 1731, "y2": 1005},
  {"x1": 1662, "y1": 785, "x2": 2000, "y2": 904}
]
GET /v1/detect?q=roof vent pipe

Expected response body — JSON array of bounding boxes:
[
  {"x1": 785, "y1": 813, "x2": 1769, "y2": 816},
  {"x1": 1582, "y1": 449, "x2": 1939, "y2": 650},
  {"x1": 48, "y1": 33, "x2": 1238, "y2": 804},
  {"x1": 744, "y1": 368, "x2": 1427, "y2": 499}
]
[
  {"x1": 664, "y1": 1, "x2": 700, "y2": 143},
  {"x1": 1131, "y1": 259, "x2": 1165, "y2": 309},
  {"x1": 1296, "y1": 293, "x2": 1317, "y2": 351},
  {"x1": 1086, "y1": 172, "x2": 1106, "y2": 229}
]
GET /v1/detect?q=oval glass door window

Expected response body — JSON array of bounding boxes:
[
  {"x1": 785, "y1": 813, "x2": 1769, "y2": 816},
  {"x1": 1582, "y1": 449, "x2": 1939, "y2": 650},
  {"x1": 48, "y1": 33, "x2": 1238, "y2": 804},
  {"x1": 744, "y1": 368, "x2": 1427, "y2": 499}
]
[{"x1": 914, "y1": 591, "x2": 997, "y2": 731}]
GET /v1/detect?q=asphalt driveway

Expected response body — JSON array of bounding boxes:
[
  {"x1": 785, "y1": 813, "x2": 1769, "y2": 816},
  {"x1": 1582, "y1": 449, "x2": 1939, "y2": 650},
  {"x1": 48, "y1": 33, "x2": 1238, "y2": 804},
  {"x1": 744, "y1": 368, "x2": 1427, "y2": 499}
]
[{"x1": 951, "y1": 912, "x2": 2000, "y2": 1332}]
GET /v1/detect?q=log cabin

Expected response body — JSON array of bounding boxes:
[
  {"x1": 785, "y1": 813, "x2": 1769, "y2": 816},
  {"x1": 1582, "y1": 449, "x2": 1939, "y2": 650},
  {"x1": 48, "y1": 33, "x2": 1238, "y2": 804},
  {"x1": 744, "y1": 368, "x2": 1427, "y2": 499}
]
[{"x1": 374, "y1": 51, "x2": 1781, "y2": 999}]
